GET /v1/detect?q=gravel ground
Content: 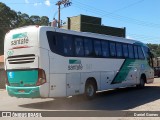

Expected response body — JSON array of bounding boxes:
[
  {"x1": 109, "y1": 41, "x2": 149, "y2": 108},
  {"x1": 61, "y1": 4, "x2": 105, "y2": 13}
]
[
  {"x1": 120, "y1": 78, "x2": 160, "y2": 120},
  {"x1": 1, "y1": 78, "x2": 160, "y2": 120}
]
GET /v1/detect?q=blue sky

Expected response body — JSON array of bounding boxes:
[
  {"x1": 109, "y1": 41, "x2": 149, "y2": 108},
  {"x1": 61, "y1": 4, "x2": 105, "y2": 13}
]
[{"x1": 1, "y1": 0, "x2": 160, "y2": 44}]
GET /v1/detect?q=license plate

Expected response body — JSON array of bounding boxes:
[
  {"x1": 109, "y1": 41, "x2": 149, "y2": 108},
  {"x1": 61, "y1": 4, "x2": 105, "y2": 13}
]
[{"x1": 19, "y1": 90, "x2": 25, "y2": 93}]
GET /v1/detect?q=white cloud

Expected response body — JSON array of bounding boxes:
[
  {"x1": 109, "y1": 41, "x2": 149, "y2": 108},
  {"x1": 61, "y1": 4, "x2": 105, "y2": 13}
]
[
  {"x1": 127, "y1": 36, "x2": 134, "y2": 39},
  {"x1": 34, "y1": 2, "x2": 42, "y2": 6},
  {"x1": 25, "y1": 0, "x2": 29, "y2": 4},
  {"x1": 44, "y1": 0, "x2": 51, "y2": 6}
]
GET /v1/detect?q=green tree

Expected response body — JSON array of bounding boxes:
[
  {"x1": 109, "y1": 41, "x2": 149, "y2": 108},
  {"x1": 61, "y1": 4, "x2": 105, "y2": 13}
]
[
  {"x1": 17, "y1": 12, "x2": 34, "y2": 27},
  {"x1": 147, "y1": 43, "x2": 160, "y2": 57},
  {"x1": 40, "y1": 16, "x2": 49, "y2": 26},
  {"x1": 0, "y1": 3, "x2": 19, "y2": 28},
  {"x1": 0, "y1": 2, "x2": 19, "y2": 55},
  {"x1": 30, "y1": 15, "x2": 41, "y2": 25},
  {"x1": 0, "y1": 2, "x2": 50, "y2": 55}
]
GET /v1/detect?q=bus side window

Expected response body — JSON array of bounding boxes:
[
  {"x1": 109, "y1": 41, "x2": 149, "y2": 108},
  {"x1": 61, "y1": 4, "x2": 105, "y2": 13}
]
[
  {"x1": 47, "y1": 31, "x2": 63, "y2": 55},
  {"x1": 138, "y1": 46, "x2": 145, "y2": 59},
  {"x1": 128, "y1": 44, "x2": 134, "y2": 59},
  {"x1": 116, "y1": 43, "x2": 123, "y2": 58},
  {"x1": 84, "y1": 38, "x2": 93, "y2": 57},
  {"x1": 75, "y1": 37, "x2": 84, "y2": 57},
  {"x1": 110, "y1": 42, "x2": 116, "y2": 57},
  {"x1": 143, "y1": 47, "x2": 149, "y2": 59},
  {"x1": 101, "y1": 41, "x2": 110, "y2": 57},
  {"x1": 46, "y1": 31, "x2": 56, "y2": 52},
  {"x1": 122, "y1": 44, "x2": 128, "y2": 58},
  {"x1": 63, "y1": 35, "x2": 73, "y2": 56},
  {"x1": 134, "y1": 46, "x2": 138, "y2": 59},
  {"x1": 94, "y1": 40, "x2": 102, "y2": 57}
]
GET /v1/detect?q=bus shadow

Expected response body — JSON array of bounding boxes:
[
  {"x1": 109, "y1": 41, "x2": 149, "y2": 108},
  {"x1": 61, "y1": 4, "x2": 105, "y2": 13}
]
[{"x1": 19, "y1": 86, "x2": 160, "y2": 110}]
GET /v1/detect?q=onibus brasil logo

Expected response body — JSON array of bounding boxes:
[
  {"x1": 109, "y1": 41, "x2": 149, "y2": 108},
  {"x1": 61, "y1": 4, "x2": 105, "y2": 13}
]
[{"x1": 68, "y1": 59, "x2": 83, "y2": 70}]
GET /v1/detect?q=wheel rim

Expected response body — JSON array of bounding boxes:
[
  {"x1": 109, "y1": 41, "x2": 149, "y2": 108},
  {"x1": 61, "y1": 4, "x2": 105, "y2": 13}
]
[{"x1": 86, "y1": 84, "x2": 94, "y2": 97}]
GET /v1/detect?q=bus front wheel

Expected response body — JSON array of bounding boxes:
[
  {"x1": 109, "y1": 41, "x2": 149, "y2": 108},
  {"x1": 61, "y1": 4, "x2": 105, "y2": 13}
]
[
  {"x1": 136, "y1": 76, "x2": 145, "y2": 88},
  {"x1": 84, "y1": 81, "x2": 96, "y2": 99}
]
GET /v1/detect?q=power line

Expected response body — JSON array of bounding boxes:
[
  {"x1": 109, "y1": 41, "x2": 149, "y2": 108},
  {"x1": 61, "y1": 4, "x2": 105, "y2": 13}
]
[
  {"x1": 73, "y1": 1, "x2": 160, "y2": 29},
  {"x1": 60, "y1": 4, "x2": 160, "y2": 43},
  {"x1": 5, "y1": 1, "x2": 160, "y2": 29},
  {"x1": 110, "y1": 0, "x2": 144, "y2": 13},
  {"x1": 127, "y1": 33, "x2": 160, "y2": 43},
  {"x1": 128, "y1": 34, "x2": 160, "y2": 40},
  {"x1": 5, "y1": 2, "x2": 56, "y2": 5},
  {"x1": 55, "y1": 0, "x2": 72, "y2": 28},
  {"x1": 2, "y1": 1, "x2": 160, "y2": 43}
]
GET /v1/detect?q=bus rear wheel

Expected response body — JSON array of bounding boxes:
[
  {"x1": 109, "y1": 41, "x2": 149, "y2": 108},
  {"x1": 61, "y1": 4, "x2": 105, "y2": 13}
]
[{"x1": 84, "y1": 81, "x2": 96, "y2": 100}]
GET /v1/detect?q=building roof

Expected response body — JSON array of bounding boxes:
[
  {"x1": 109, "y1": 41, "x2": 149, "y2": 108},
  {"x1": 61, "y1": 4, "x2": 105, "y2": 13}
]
[{"x1": 0, "y1": 55, "x2": 4, "y2": 63}]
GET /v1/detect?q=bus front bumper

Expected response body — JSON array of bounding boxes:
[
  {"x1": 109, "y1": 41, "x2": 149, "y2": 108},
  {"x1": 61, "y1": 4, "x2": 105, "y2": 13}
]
[{"x1": 6, "y1": 85, "x2": 41, "y2": 98}]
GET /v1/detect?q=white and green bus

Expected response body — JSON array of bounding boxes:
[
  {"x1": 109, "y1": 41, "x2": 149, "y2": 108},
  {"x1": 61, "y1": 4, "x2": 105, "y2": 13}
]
[{"x1": 4, "y1": 26, "x2": 154, "y2": 99}]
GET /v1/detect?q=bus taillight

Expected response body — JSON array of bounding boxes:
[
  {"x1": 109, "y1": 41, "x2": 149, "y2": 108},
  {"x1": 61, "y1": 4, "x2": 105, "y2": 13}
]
[
  {"x1": 36, "y1": 69, "x2": 46, "y2": 86},
  {"x1": 4, "y1": 71, "x2": 10, "y2": 86}
]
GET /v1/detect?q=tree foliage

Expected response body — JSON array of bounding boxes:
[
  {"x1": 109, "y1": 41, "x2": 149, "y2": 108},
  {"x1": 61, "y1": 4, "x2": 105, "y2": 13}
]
[
  {"x1": 0, "y1": 2, "x2": 19, "y2": 54},
  {"x1": 0, "y1": 2, "x2": 19, "y2": 28},
  {"x1": 147, "y1": 44, "x2": 160, "y2": 57},
  {"x1": 17, "y1": 12, "x2": 34, "y2": 27},
  {"x1": 40, "y1": 16, "x2": 49, "y2": 26},
  {"x1": 0, "y1": 2, "x2": 49, "y2": 55}
]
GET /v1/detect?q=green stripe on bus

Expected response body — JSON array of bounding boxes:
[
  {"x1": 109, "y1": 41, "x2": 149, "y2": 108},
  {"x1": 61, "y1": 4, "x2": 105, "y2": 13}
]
[
  {"x1": 12, "y1": 32, "x2": 27, "y2": 39},
  {"x1": 111, "y1": 59, "x2": 136, "y2": 84},
  {"x1": 69, "y1": 59, "x2": 81, "y2": 64}
]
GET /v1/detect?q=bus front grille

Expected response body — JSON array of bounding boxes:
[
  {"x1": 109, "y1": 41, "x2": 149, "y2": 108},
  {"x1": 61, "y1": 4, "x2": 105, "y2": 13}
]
[{"x1": 7, "y1": 54, "x2": 35, "y2": 64}]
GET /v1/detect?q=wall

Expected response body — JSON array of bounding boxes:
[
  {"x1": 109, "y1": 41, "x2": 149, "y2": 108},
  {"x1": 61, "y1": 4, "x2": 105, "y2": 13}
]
[
  {"x1": 65, "y1": 14, "x2": 126, "y2": 37},
  {"x1": 67, "y1": 16, "x2": 81, "y2": 31}
]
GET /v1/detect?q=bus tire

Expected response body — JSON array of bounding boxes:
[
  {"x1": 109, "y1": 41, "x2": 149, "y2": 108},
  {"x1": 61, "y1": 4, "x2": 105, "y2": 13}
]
[
  {"x1": 84, "y1": 80, "x2": 96, "y2": 100},
  {"x1": 136, "y1": 75, "x2": 145, "y2": 88}
]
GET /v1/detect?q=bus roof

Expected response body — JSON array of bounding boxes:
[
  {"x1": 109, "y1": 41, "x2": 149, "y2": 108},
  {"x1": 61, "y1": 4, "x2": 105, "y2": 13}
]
[
  {"x1": 7, "y1": 25, "x2": 146, "y2": 46},
  {"x1": 39, "y1": 26, "x2": 146, "y2": 46}
]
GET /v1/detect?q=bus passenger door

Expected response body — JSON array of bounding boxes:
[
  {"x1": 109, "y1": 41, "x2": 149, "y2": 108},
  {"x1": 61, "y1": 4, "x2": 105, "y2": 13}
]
[
  {"x1": 122, "y1": 60, "x2": 138, "y2": 85},
  {"x1": 127, "y1": 67, "x2": 138, "y2": 85},
  {"x1": 66, "y1": 73, "x2": 81, "y2": 96}
]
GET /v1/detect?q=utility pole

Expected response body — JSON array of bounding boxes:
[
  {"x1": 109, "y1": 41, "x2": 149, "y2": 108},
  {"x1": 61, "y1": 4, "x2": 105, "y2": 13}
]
[{"x1": 56, "y1": 0, "x2": 72, "y2": 28}]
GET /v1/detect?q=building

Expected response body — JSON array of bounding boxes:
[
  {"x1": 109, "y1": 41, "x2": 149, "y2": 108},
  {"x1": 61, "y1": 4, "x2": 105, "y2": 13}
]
[
  {"x1": 62, "y1": 14, "x2": 126, "y2": 37},
  {"x1": 0, "y1": 55, "x2": 5, "y2": 89}
]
